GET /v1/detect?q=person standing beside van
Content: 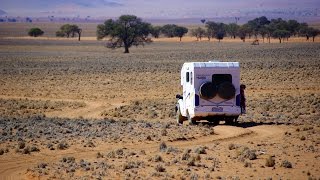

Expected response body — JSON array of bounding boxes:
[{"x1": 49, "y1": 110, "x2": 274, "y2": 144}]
[{"x1": 240, "y1": 84, "x2": 246, "y2": 114}]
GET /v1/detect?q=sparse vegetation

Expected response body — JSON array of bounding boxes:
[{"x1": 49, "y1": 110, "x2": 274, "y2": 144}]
[
  {"x1": 228, "y1": 143, "x2": 237, "y2": 150},
  {"x1": 0, "y1": 23, "x2": 319, "y2": 179},
  {"x1": 265, "y1": 156, "x2": 276, "y2": 167},
  {"x1": 194, "y1": 146, "x2": 207, "y2": 154},
  {"x1": 56, "y1": 24, "x2": 82, "y2": 41},
  {"x1": 161, "y1": 24, "x2": 188, "y2": 41},
  {"x1": 201, "y1": 16, "x2": 320, "y2": 43},
  {"x1": 237, "y1": 147, "x2": 257, "y2": 161},
  {"x1": 281, "y1": 160, "x2": 293, "y2": 168},
  {"x1": 154, "y1": 154, "x2": 163, "y2": 162},
  {"x1": 57, "y1": 141, "x2": 69, "y2": 150},
  {"x1": 191, "y1": 27, "x2": 206, "y2": 41},
  {"x1": 28, "y1": 27, "x2": 44, "y2": 37},
  {"x1": 159, "y1": 142, "x2": 167, "y2": 152},
  {"x1": 122, "y1": 161, "x2": 143, "y2": 170},
  {"x1": 96, "y1": 15, "x2": 152, "y2": 53},
  {"x1": 155, "y1": 164, "x2": 166, "y2": 172},
  {"x1": 0, "y1": 149, "x2": 4, "y2": 155},
  {"x1": 18, "y1": 141, "x2": 25, "y2": 149}
]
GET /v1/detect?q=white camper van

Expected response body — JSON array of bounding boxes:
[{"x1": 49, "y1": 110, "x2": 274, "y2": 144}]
[{"x1": 176, "y1": 61, "x2": 242, "y2": 125}]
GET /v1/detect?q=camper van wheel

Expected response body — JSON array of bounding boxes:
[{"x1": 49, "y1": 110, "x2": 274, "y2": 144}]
[
  {"x1": 207, "y1": 117, "x2": 220, "y2": 126},
  {"x1": 225, "y1": 119, "x2": 235, "y2": 125},
  {"x1": 211, "y1": 120, "x2": 220, "y2": 126},
  {"x1": 234, "y1": 116, "x2": 239, "y2": 124},
  {"x1": 176, "y1": 106, "x2": 185, "y2": 125}
]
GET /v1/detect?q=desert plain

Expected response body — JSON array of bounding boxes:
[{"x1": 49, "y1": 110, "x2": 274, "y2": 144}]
[{"x1": 0, "y1": 23, "x2": 319, "y2": 180}]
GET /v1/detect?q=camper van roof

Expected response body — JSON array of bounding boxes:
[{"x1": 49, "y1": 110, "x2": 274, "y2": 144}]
[{"x1": 185, "y1": 62, "x2": 239, "y2": 68}]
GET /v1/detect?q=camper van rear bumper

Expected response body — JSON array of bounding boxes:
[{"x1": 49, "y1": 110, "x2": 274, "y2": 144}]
[{"x1": 192, "y1": 106, "x2": 241, "y2": 117}]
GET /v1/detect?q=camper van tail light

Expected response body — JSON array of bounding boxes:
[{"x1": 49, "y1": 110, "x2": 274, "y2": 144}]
[{"x1": 195, "y1": 94, "x2": 200, "y2": 106}]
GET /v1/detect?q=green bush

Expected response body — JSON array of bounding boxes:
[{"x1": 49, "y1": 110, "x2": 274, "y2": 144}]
[
  {"x1": 55, "y1": 31, "x2": 65, "y2": 37},
  {"x1": 28, "y1": 28, "x2": 44, "y2": 37}
]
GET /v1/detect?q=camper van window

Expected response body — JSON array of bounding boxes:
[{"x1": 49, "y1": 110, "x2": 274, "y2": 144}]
[
  {"x1": 212, "y1": 74, "x2": 232, "y2": 85},
  {"x1": 190, "y1": 72, "x2": 193, "y2": 84},
  {"x1": 186, "y1": 72, "x2": 189, "y2": 83}
]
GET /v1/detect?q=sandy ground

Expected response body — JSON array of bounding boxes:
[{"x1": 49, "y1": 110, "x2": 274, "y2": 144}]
[{"x1": 0, "y1": 38, "x2": 319, "y2": 179}]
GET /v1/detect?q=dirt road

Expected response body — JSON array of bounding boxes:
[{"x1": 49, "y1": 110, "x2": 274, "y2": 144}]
[{"x1": 1, "y1": 124, "x2": 301, "y2": 180}]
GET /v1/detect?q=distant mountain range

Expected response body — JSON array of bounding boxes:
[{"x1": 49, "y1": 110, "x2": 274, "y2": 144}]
[
  {"x1": 0, "y1": 0, "x2": 319, "y2": 24},
  {"x1": 0, "y1": 9, "x2": 7, "y2": 16}
]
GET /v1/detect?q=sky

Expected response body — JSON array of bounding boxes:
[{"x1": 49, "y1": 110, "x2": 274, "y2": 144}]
[{"x1": 0, "y1": 0, "x2": 319, "y2": 19}]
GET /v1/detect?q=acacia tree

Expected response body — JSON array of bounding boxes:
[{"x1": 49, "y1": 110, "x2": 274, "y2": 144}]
[
  {"x1": 272, "y1": 30, "x2": 290, "y2": 43},
  {"x1": 161, "y1": 24, "x2": 178, "y2": 37},
  {"x1": 237, "y1": 26, "x2": 248, "y2": 42},
  {"x1": 206, "y1": 28, "x2": 214, "y2": 41},
  {"x1": 97, "y1": 15, "x2": 152, "y2": 53},
  {"x1": 174, "y1": 26, "x2": 188, "y2": 41},
  {"x1": 57, "y1": 24, "x2": 72, "y2": 37},
  {"x1": 56, "y1": 24, "x2": 82, "y2": 41},
  {"x1": 191, "y1": 27, "x2": 206, "y2": 41},
  {"x1": 247, "y1": 16, "x2": 270, "y2": 39},
  {"x1": 226, "y1": 23, "x2": 239, "y2": 39},
  {"x1": 307, "y1": 27, "x2": 320, "y2": 42},
  {"x1": 205, "y1": 21, "x2": 227, "y2": 42},
  {"x1": 265, "y1": 24, "x2": 276, "y2": 43},
  {"x1": 259, "y1": 26, "x2": 268, "y2": 42},
  {"x1": 205, "y1": 21, "x2": 217, "y2": 40},
  {"x1": 298, "y1": 23, "x2": 310, "y2": 41},
  {"x1": 287, "y1": 20, "x2": 300, "y2": 36},
  {"x1": 215, "y1": 31, "x2": 225, "y2": 42},
  {"x1": 28, "y1": 27, "x2": 44, "y2": 37},
  {"x1": 150, "y1": 26, "x2": 162, "y2": 38},
  {"x1": 214, "y1": 23, "x2": 226, "y2": 42}
]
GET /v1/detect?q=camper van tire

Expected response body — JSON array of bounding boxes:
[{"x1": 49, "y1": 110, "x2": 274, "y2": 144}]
[
  {"x1": 225, "y1": 116, "x2": 239, "y2": 125},
  {"x1": 217, "y1": 82, "x2": 236, "y2": 100},
  {"x1": 199, "y1": 82, "x2": 217, "y2": 99},
  {"x1": 176, "y1": 106, "x2": 185, "y2": 124},
  {"x1": 208, "y1": 118, "x2": 220, "y2": 126}
]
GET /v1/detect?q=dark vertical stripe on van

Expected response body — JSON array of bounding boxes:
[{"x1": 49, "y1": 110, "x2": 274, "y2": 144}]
[
  {"x1": 236, "y1": 94, "x2": 241, "y2": 106},
  {"x1": 195, "y1": 94, "x2": 199, "y2": 106}
]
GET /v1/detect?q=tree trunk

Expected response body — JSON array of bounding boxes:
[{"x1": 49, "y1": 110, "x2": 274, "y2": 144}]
[
  {"x1": 268, "y1": 37, "x2": 270, "y2": 43},
  {"x1": 306, "y1": 35, "x2": 309, "y2": 41},
  {"x1": 279, "y1": 38, "x2": 281, "y2": 43},
  {"x1": 124, "y1": 46, "x2": 129, "y2": 53},
  {"x1": 233, "y1": 35, "x2": 236, "y2": 39},
  {"x1": 313, "y1": 36, "x2": 315, "y2": 42},
  {"x1": 179, "y1": 37, "x2": 182, "y2": 41},
  {"x1": 78, "y1": 29, "x2": 82, "y2": 41}
]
